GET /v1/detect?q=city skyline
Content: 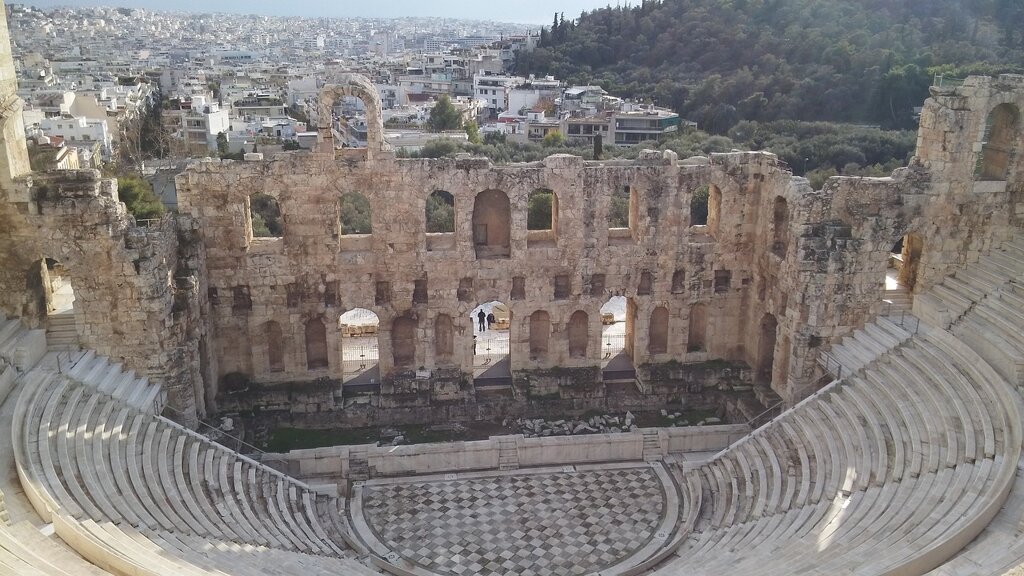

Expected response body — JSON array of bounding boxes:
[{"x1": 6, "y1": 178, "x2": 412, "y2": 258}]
[{"x1": 16, "y1": 0, "x2": 617, "y2": 24}]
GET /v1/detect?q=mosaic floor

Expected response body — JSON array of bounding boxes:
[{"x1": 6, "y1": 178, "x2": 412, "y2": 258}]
[{"x1": 353, "y1": 463, "x2": 678, "y2": 576}]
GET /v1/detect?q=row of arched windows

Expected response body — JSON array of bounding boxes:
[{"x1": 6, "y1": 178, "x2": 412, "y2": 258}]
[
  {"x1": 246, "y1": 185, "x2": 736, "y2": 248},
  {"x1": 262, "y1": 303, "x2": 712, "y2": 374}
]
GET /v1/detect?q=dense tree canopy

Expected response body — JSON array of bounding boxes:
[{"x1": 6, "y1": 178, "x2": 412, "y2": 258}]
[
  {"x1": 428, "y1": 95, "x2": 463, "y2": 132},
  {"x1": 516, "y1": 0, "x2": 1024, "y2": 130}
]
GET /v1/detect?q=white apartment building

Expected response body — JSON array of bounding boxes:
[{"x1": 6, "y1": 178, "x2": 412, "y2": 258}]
[
  {"x1": 39, "y1": 115, "x2": 112, "y2": 159},
  {"x1": 473, "y1": 73, "x2": 524, "y2": 114}
]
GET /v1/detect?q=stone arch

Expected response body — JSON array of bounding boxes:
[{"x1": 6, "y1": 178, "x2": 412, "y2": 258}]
[
  {"x1": 568, "y1": 310, "x2": 589, "y2": 359},
  {"x1": 317, "y1": 75, "x2": 390, "y2": 157},
  {"x1": 248, "y1": 193, "x2": 282, "y2": 238},
  {"x1": 435, "y1": 313, "x2": 454, "y2": 360},
  {"x1": 529, "y1": 310, "x2": 550, "y2": 360},
  {"x1": 671, "y1": 270, "x2": 686, "y2": 294},
  {"x1": 757, "y1": 313, "x2": 779, "y2": 384},
  {"x1": 688, "y1": 304, "x2": 707, "y2": 352},
  {"x1": 265, "y1": 320, "x2": 285, "y2": 372},
  {"x1": 339, "y1": 192, "x2": 372, "y2": 235},
  {"x1": 473, "y1": 189, "x2": 511, "y2": 259},
  {"x1": 649, "y1": 306, "x2": 669, "y2": 355},
  {"x1": 978, "y1": 102, "x2": 1019, "y2": 181},
  {"x1": 305, "y1": 316, "x2": 328, "y2": 370},
  {"x1": 707, "y1": 184, "x2": 722, "y2": 237},
  {"x1": 392, "y1": 314, "x2": 417, "y2": 369},
  {"x1": 527, "y1": 188, "x2": 558, "y2": 233},
  {"x1": 772, "y1": 195, "x2": 789, "y2": 256},
  {"x1": 690, "y1": 185, "x2": 709, "y2": 226},
  {"x1": 889, "y1": 232, "x2": 924, "y2": 291},
  {"x1": 426, "y1": 190, "x2": 455, "y2": 234}
]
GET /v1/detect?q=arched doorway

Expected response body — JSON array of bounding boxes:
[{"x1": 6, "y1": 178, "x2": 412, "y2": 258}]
[
  {"x1": 529, "y1": 310, "x2": 551, "y2": 361},
  {"x1": 305, "y1": 317, "x2": 329, "y2": 370},
  {"x1": 688, "y1": 304, "x2": 708, "y2": 352},
  {"x1": 757, "y1": 313, "x2": 778, "y2": 385},
  {"x1": 885, "y1": 233, "x2": 922, "y2": 311},
  {"x1": 40, "y1": 258, "x2": 78, "y2": 347},
  {"x1": 978, "y1": 103, "x2": 1019, "y2": 181},
  {"x1": 772, "y1": 196, "x2": 789, "y2": 257},
  {"x1": 472, "y1": 190, "x2": 511, "y2": 259},
  {"x1": 339, "y1": 308, "x2": 380, "y2": 389},
  {"x1": 391, "y1": 315, "x2": 417, "y2": 370},
  {"x1": 601, "y1": 295, "x2": 636, "y2": 383},
  {"x1": 649, "y1": 306, "x2": 669, "y2": 355},
  {"x1": 568, "y1": 310, "x2": 589, "y2": 359},
  {"x1": 471, "y1": 301, "x2": 511, "y2": 385}
]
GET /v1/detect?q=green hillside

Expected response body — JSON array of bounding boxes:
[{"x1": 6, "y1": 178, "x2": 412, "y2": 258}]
[{"x1": 515, "y1": 0, "x2": 1024, "y2": 131}]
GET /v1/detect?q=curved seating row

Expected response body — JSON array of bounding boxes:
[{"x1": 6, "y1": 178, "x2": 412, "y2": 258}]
[
  {"x1": 652, "y1": 323, "x2": 1022, "y2": 575},
  {"x1": 64, "y1": 348, "x2": 165, "y2": 415},
  {"x1": 12, "y1": 369, "x2": 381, "y2": 575},
  {"x1": 819, "y1": 315, "x2": 912, "y2": 379}
]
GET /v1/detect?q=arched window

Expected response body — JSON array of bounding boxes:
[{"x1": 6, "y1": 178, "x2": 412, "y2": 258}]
[
  {"x1": 690, "y1": 185, "x2": 709, "y2": 226},
  {"x1": 435, "y1": 313, "x2": 454, "y2": 360},
  {"x1": 426, "y1": 190, "x2": 455, "y2": 233},
  {"x1": 671, "y1": 270, "x2": 686, "y2": 294},
  {"x1": 772, "y1": 196, "x2": 789, "y2": 257},
  {"x1": 472, "y1": 189, "x2": 511, "y2": 259},
  {"x1": 649, "y1": 306, "x2": 669, "y2": 355},
  {"x1": 249, "y1": 193, "x2": 282, "y2": 238},
  {"x1": 568, "y1": 310, "x2": 589, "y2": 359},
  {"x1": 707, "y1": 185, "x2": 722, "y2": 237},
  {"x1": 529, "y1": 310, "x2": 550, "y2": 360},
  {"x1": 305, "y1": 317, "x2": 328, "y2": 370},
  {"x1": 978, "y1": 103, "x2": 1019, "y2": 181},
  {"x1": 527, "y1": 188, "x2": 558, "y2": 232},
  {"x1": 266, "y1": 320, "x2": 285, "y2": 372},
  {"x1": 392, "y1": 315, "x2": 417, "y2": 368},
  {"x1": 757, "y1": 314, "x2": 779, "y2": 384},
  {"x1": 688, "y1": 304, "x2": 707, "y2": 352},
  {"x1": 340, "y1": 192, "x2": 372, "y2": 235},
  {"x1": 609, "y1": 185, "x2": 636, "y2": 230}
]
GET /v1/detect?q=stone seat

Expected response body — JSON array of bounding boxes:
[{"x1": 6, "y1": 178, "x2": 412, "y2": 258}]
[{"x1": 13, "y1": 374, "x2": 363, "y2": 571}]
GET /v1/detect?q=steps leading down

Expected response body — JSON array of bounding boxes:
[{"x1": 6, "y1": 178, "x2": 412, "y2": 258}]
[
  {"x1": 46, "y1": 310, "x2": 78, "y2": 348},
  {"x1": 12, "y1": 368, "x2": 382, "y2": 575},
  {"x1": 818, "y1": 315, "x2": 914, "y2": 379},
  {"x1": 63, "y1": 348, "x2": 166, "y2": 415},
  {"x1": 654, "y1": 322, "x2": 1021, "y2": 576}
]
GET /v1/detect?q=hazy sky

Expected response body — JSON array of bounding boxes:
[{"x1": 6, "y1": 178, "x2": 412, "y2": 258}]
[{"x1": 19, "y1": 1, "x2": 619, "y2": 24}]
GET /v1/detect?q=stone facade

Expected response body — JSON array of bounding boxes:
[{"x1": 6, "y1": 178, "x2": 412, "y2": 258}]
[{"x1": 1, "y1": 74, "x2": 1022, "y2": 425}]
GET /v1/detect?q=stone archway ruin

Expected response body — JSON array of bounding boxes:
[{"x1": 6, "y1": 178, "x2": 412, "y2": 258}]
[{"x1": 317, "y1": 75, "x2": 391, "y2": 158}]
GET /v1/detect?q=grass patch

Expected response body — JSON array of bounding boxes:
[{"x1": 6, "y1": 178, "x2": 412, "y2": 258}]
[{"x1": 263, "y1": 427, "x2": 378, "y2": 452}]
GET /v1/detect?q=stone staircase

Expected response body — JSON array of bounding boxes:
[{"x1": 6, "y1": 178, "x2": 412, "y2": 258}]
[
  {"x1": 64, "y1": 349, "x2": 165, "y2": 415},
  {"x1": 642, "y1": 429, "x2": 662, "y2": 462},
  {"x1": 497, "y1": 436, "x2": 519, "y2": 470},
  {"x1": 819, "y1": 315, "x2": 915, "y2": 379},
  {"x1": 883, "y1": 285, "x2": 914, "y2": 312},
  {"x1": 46, "y1": 310, "x2": 78, "y2": 348},
  {"x1": 348, "y1": 448, "x2": 370, "y2": 482}
]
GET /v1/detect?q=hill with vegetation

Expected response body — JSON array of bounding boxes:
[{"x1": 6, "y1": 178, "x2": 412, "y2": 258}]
[{"x1": 516, "y1": 0, "x2": 1024, "y2": 131}]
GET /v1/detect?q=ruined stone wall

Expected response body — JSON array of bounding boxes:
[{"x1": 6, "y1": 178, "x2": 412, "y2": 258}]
[
  {"x1": 176, "y1": 147, "x2": 799, "y2": 412},
  {"x1": 1, "y1": 74, "x2": 1020, "y2": 425},
  {"x1": 0, "y1": 170, "x2": 202, "y2": 424}
]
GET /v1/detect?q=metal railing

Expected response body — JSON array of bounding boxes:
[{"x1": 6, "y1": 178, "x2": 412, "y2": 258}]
[
  {"x1": 933, "y1": 74, "x2": 966, "y2": 88},
  {"x1": 162, "y1": 403, "x2": 268, "y2": 457},
  {"x1": 475, "y1": 338, "x2": 510, "y2": 357},
  {"x1": 341, "y1": 343, "x2": 379, "y2": 362},
  {"x1": 819, "y1": 351, "x2": 844, "y2": 380},
  {"x1": 748, "y1": 400, "x2": 785, "y2": 430},
  {"x1": 601, "y1": 333, "x2": 627, "y2": 357},
  {"x1": 882, "y1": 301, "x2": 921, "y2": 334}
]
